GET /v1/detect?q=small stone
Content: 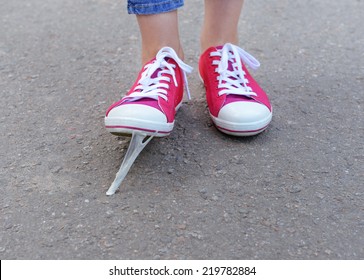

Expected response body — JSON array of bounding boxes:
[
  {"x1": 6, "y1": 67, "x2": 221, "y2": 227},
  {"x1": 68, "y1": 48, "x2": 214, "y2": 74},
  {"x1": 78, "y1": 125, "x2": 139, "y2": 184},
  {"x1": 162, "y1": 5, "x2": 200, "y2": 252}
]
[
  {"x1": 5, "y1": 223, "x2": 13, "y2": 230},
  {"x1": 199, "y1": 192, "x2": 208, "y2": 200},
  {"x1": 287, "y1": 228, "x2": 296, "y2": 234},
  {"x1": 316, "y1": 193, "x2": 325, "y2": 199},
  {"x1": 223, "y1": 212, "x2": 232, "y2": 223},
  {"x1": 177, "y1": 224, "x2": 187, "y2": 230},
  {"x1": 287, "y1": 185, "x2": 302, "y2": 193},
  {"x1": 238, "y1": 209, "x2": 249, "y2": 218},
  {"x1": 51, "y1": 166, "x2": 63, "y2": 174},
  {"x1": 199, "y1": 188, "x2": 208, "y2": 199},
  {"x1": 189, "y1": 231, "x2": 203, "y2": 240},
  {"x1": 158, "y1": 248, "x2": 168, "y2": 254},
  {"x1": 103, "y1": 240, "x2": 114, "y2": 248},
  {"x1": 82, "y1": 146, "x2": 92, "y2": 152},
  {"x1": 211, "y1": 194, "x2": 219, "y2": 201}
]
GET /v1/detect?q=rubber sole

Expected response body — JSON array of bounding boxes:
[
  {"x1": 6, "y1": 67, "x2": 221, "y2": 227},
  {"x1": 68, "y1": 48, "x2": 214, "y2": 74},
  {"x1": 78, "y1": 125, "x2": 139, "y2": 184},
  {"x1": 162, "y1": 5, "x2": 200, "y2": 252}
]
[
  {"x1": 105, "y1": 117, "x2": 174, "y2": 137},
  {"x1": 104, "y1": 102, "x2": 184, "y2": 137},
  {"x1": 210, "y1": 111, "x2": 272, "y2": 136}
]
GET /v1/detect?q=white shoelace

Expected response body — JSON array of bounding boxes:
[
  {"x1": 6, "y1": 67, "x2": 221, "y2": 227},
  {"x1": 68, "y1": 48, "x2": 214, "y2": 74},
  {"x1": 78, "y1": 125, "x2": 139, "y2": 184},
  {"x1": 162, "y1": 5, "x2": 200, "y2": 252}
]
[
  {"x1": 126, "y1": 47, "x2": 193, "y2": 102},
  {"x1": 210, "y1": 43, "x2": 261, "y2": 97}
]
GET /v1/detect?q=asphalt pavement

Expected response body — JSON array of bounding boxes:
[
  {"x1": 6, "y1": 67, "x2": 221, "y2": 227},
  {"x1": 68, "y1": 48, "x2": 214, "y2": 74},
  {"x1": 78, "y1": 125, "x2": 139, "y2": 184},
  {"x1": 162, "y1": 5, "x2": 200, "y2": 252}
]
[{"x1": 0, "y1": 0, "x2": 363, "y2": 259}]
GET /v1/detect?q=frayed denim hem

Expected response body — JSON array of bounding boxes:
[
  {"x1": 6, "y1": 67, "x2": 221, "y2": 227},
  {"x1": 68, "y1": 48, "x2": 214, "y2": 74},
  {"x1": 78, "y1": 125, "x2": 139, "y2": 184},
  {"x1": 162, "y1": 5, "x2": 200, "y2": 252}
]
[{"x1": 127, "y1": 0, "x2": 184, "y2": 15}]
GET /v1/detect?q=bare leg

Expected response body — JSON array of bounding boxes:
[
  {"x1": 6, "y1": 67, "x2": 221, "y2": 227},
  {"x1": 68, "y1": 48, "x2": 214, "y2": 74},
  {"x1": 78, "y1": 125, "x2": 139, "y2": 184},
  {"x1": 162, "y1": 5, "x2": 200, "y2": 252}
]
[
  {"x1": 201, "y1": 0, "x2": 244, "y2": 52},
  {"x1": 137, "y1": 10, "x2": 184, "y2": 64}
]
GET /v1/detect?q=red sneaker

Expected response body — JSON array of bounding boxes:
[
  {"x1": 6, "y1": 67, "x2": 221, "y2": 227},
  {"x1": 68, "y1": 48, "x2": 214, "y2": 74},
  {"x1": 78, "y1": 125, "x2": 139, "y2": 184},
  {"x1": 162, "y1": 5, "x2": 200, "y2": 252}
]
[
  {"x1": 105, "y1": 47, "x2": 193, "y2": 137},
  {"x1": 199, "y1": 43, "x2": 272, "y2": 136}
]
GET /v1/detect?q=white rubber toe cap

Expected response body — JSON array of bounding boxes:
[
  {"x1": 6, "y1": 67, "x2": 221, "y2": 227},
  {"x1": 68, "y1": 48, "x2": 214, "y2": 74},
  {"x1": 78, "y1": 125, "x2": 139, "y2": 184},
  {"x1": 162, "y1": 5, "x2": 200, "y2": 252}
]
[
  {"x1": 107, "y1": 104, "x2": 167, "y2": 123},
  {"x1": 212, "y1": 101, "x2": 272, "y2": 136},
  {"x1": 105, "y1": 104, "x2": 173, "y2": 136},
  {"x1": 218, "y1": 101, "x2": 271, "y2": 124}
]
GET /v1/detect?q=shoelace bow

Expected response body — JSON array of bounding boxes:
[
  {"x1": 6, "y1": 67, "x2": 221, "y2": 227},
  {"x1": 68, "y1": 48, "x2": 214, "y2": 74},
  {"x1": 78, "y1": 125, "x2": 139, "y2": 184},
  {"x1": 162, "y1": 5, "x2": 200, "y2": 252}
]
[
  {"x1": 127, "y1": 47, "x2": 193, "y2": 102},
  {"x1": 211, "y1": 43, "x2": 261, "y2": 97}
]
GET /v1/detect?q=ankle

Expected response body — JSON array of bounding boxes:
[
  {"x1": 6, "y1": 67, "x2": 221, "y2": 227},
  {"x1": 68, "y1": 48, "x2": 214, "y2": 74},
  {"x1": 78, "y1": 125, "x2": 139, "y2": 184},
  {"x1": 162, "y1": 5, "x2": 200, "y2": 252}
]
[
  {"x1": 200, "y1": 38, "x2": 239, "y2": 54},
  {"x1": 200, "y1": 31, "x2": 238, "y2": 53},
  {"x1": 141, "y1": 44, "x2": 184, "y2": 64}
]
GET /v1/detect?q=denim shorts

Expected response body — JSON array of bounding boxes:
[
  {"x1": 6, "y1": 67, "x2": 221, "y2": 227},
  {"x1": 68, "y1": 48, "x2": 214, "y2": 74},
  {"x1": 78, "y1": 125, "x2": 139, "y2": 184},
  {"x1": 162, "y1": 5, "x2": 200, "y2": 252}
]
[{"x1": 127, "y1": 0, "x2": 184, "y2": 15}]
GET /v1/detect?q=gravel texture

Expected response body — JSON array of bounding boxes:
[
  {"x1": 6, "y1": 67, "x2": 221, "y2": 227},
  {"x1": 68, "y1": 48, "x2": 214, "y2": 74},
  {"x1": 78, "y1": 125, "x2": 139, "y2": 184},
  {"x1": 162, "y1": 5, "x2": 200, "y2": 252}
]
[{"x1": 0, "y1": 0, "x2": 363, "y2": 259}]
